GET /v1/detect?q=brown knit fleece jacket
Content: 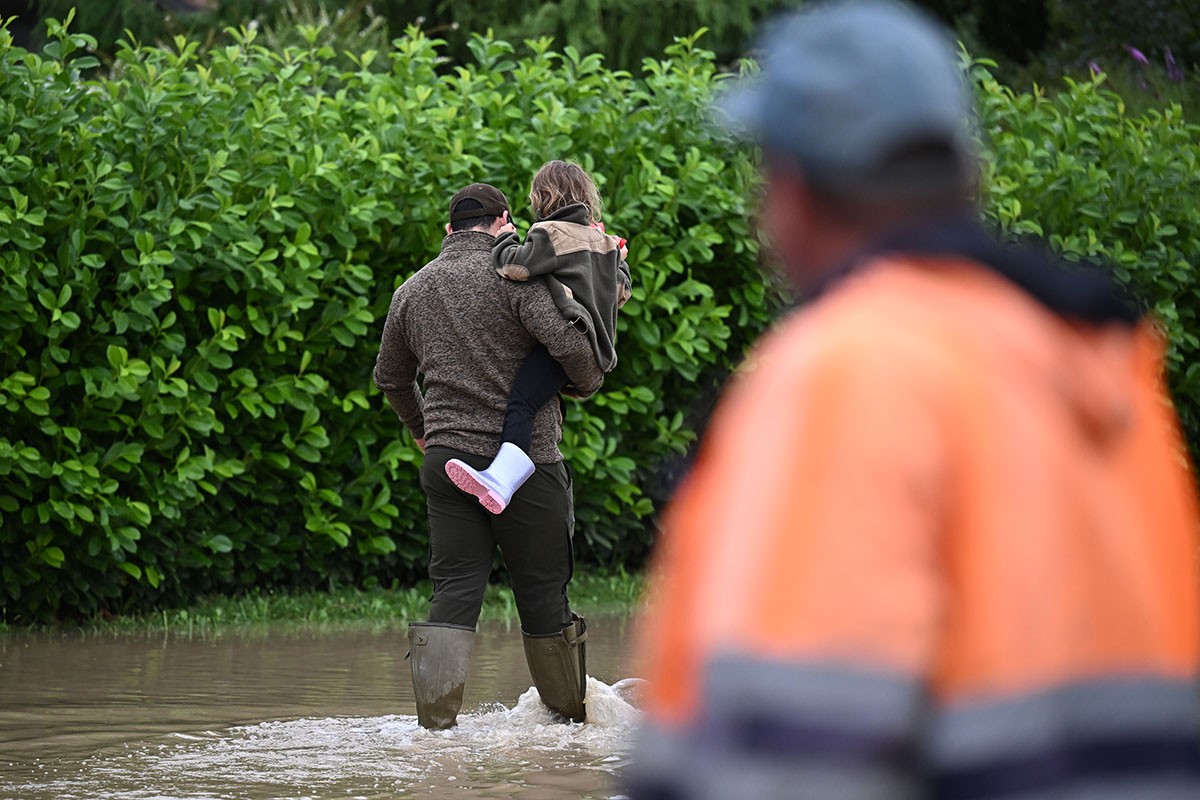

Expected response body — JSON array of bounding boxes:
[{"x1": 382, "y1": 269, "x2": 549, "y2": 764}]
[{"x1": 373, "y1": 231, "x2": 604, "y2": 463}]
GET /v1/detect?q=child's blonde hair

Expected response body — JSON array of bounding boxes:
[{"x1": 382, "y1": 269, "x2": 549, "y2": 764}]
[{"x1": 528, "y1": 160, "x2": 602, "y2": 222}]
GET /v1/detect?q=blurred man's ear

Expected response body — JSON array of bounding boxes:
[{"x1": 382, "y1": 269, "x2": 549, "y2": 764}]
[
  {"x1": 488, "y1": 211, "x2": 512, "y2": 236},
  {"x1": 762, "y1": 163, "x2": 869, "y2": 292},
  {"x1": 761, "y1": 166, "x2": 813, "y2": 285},
  {"x1": 445, "y1": 222, "x2": 453, "y2": 235}
]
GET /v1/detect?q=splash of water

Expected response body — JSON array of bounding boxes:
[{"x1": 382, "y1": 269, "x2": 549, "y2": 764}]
[{"x1": 6, "y1": 678, "x2": 644, "y2": 800}]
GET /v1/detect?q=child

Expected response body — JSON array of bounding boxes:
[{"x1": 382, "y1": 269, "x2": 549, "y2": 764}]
[{"x1": 445, "y1": 160, "x2": 631, "y2": 514}]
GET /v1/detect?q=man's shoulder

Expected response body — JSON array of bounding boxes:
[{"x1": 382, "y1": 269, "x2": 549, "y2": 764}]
[
  {"x1": 391, "y1": 262, "x2": 430, "y2": 301},
  {"x1": 399, "y1": 247, "x2": 490, "y2": 289},
  {"x1": 499, "y1": 269, "x2": 555, "y2": 302},
  {"x1": 767, "y1": 265, "x2": 967, "y2": 380},
  {"x1": 812, "y1": 256, "x2": 988, "y2": 332},
  {"x1": 395, "y1": 246, "x2": 553, "y2": 313}
]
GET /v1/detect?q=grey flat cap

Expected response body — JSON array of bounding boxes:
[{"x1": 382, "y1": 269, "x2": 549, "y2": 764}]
[{"x1": 718, "y1": 0, "x2": 974, "y2": 188}]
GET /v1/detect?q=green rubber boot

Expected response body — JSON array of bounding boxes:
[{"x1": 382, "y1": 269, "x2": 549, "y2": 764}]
[
  {"x1": 408, "y1": 622, "x2": 475, "y2": 730},
  {"x1": 522, "y1": 613, "x2": 587, "y2": 722}
]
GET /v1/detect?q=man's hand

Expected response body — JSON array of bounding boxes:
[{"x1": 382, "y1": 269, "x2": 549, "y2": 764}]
[{"x1": 415, "y1": 437, "x2": 426, "y2": 453}]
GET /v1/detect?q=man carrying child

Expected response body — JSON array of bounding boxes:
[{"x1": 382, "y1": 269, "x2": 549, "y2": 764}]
[{"x1": 373, "y1": 181, "x2": 610, "y2": 728}]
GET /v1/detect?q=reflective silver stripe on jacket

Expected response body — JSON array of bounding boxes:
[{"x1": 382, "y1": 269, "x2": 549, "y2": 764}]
[
  {"x1": 626, "y1": 657, "x2": 924, "y2": 800},
  {"x1": 624, "y1": 656, "x2": 1200, "y2": 799}
]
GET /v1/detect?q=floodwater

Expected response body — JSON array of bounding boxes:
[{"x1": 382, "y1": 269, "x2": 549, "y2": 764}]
[{"x1": 0, "y1": 617, "x2": 640, "y2": 799}]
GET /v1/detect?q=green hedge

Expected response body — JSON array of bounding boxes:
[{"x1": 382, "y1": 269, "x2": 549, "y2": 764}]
[
  {"x1": 975, "y1": 63, "x2": 1200, "y2": 441},
  {"x1": 28, "y1": 1, "x2": 792, "y2": 71},
  {"x1": 0, "y1": 17, "x2": 767, "y2": 622},
  {"x1": 3, "y1": 16, "x2": 1199, "y2": 624}
]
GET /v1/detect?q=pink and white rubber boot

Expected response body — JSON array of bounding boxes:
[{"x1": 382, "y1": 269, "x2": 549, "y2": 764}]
[{"x1": 445, "y1": 443, "x2": 536, "y2": 515}]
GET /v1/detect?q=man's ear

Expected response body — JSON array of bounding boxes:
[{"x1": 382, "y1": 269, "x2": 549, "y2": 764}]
[
  {"x1": 445, "y1": 223, "x2": 453, "y2": 235},
  {"x1": 489, "y1": 211, "x2": 511, "y2": 236}
]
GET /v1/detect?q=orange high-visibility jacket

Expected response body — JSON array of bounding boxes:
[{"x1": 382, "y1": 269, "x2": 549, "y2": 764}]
[{"x1": 629, "y1": 249, "x2": 1200, "y2": 799}]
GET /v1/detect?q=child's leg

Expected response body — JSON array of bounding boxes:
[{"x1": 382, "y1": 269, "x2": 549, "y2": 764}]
[
  {"x1": 445, "y1": 345, "x2": 569, "y2": 515},
  {"x1": 501, "y1": 344, "x2": 570, "y2": 451}
]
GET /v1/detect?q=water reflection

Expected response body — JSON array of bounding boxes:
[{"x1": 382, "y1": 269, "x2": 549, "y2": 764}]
[{"x1": 0, "y1": 618, "x2": 637, "y2": 799}]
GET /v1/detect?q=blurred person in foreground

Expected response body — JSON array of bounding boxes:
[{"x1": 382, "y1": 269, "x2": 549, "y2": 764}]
[
  {"x1": 374, "y1": 183, "x2": 601, "y2": 728},
  {"x1": 625, "y1": 1, "x2": 1200, "y2": 798}
]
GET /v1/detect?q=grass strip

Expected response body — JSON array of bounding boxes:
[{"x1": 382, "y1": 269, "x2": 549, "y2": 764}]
[{"x1": 0, "y1": 569, "x2": 646, "y2": 636}]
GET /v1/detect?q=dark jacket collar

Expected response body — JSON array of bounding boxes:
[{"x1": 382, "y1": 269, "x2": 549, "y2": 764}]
[
  {"x1": 807, "y1": 215, "x2": 1140, "y2": 326},
  {"x1": 536, "y1": 203, "x2": 591, "y2": 225}
]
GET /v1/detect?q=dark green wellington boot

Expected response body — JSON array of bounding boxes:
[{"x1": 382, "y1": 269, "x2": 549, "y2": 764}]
[
  {"x1": 408, "y1": 622, "x2": 475, "y2": 730},
  {"x1": 522, "y1": 613, "x2": 588, "y2": 722}
]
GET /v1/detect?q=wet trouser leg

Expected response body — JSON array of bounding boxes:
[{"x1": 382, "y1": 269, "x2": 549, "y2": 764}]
[
  {"x1": 421, "y1": 446, "x2": 575, "y2": 634},
  {"x1": 421, "y1": 446, "x2": 583, "y2": 721}
]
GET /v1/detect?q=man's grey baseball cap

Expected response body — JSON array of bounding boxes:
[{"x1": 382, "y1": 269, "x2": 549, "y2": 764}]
[{"x1": 718, "y1": 0, "x2": 974, "y2": 189}]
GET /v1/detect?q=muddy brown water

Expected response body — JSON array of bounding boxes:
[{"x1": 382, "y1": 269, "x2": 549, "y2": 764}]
[{"x1": 0, "y1": 617, "x2": 640, "y2": 799}]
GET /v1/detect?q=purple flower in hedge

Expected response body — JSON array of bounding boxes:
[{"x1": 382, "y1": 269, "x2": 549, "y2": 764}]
[
  {"x1": 1088, "y1": 60, "x2": 1102, "y2": 77},
  {"x1": 1165, "y1": 47, "x2": 1185, "y2": 82},
  {"x1": 1125, "y1": 45, "x2": 1150, "y2": 66}
]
